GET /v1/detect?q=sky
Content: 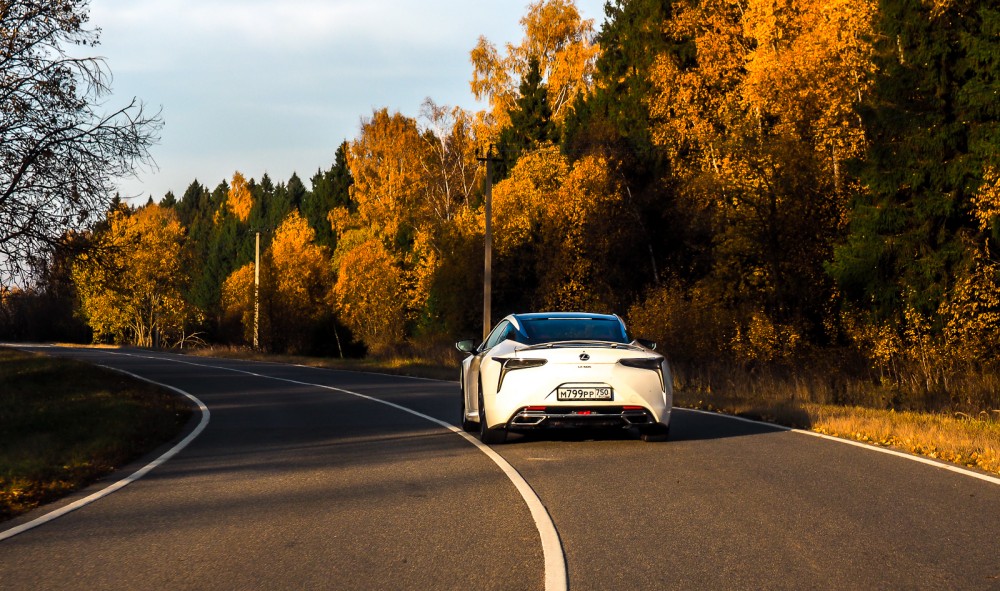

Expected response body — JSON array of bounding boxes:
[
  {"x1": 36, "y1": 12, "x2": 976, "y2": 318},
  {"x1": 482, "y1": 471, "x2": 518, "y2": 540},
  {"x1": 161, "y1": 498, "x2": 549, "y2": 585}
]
[{"x1": 86, "y1": 0, "x2": 610, "y2": 203}]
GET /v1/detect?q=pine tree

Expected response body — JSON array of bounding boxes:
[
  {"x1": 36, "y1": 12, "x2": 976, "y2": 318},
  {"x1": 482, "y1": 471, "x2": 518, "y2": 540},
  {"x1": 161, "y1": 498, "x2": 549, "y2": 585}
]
[
  {"x1": 830, "y1": 0, "x2": 1000, "y2": 320},
  {"x1": 306, "y1": 142, "x2": 354, "y2": 250},
  {"x1": 564, "y1": 0, "x2": 678, "y2": 172},
  {"x1": 495, "y1": 57, "x2": 557, "y2": 180}
]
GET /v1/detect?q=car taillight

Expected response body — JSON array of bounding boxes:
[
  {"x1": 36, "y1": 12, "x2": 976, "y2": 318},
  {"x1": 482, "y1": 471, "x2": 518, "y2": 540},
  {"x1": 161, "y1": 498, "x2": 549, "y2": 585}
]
[
  {"x1": 493, "y1": 357, "x2": 547, "y2": 392},
  {"x1": 618, "y1": 357, "x2": 663, "y2": 370},
  {"x1": 618, "y1": 357, "x2": 665, "y2": 391}
]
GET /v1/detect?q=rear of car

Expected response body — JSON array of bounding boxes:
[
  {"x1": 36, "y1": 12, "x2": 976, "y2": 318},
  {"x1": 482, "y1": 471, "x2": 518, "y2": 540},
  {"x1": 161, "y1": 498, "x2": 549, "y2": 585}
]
[
  {"x1": 460, "y1": 312, "x2": 673, "y2": 443},
  {"x1": 483, "y1": 343, "x2": 671, "y2": 434}
]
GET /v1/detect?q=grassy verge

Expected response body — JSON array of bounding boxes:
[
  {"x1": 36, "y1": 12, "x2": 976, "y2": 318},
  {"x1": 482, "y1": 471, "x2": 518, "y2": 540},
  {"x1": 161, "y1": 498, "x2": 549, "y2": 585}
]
[
  {"x1": 673, "y1": 386, "x2": 1000, "y2": 477},
  {"x1": 0, "y1": 347, "x2": 192, "y2": 522}
]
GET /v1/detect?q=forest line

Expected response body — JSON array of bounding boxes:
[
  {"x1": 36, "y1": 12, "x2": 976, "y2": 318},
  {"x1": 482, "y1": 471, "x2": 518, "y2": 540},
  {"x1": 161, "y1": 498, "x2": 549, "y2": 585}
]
[{"x1": 2, "y1": 0, "x2": 998, "y2": 413}]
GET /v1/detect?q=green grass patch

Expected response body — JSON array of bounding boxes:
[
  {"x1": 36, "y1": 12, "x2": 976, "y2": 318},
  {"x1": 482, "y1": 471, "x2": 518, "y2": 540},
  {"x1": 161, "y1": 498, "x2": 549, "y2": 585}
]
[{"x1": 0, "y1": 347, "x2": 192, "y2": 522}]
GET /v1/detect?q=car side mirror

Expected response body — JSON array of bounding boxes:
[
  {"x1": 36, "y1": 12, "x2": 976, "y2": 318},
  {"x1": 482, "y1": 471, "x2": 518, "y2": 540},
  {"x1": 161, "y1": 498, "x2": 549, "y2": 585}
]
[
  {"x1": 455, "y1": 339, "x2": 478, "y2": 354},
  {"x1": 635, "y1": 338, "x2": 657, "y2": 351}
]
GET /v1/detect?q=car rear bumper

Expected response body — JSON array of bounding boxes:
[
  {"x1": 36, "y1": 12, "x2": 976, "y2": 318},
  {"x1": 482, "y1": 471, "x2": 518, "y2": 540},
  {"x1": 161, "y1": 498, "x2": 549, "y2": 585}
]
[{"x1": 507, "y1": 405, "x2": 665, "y2": 430}]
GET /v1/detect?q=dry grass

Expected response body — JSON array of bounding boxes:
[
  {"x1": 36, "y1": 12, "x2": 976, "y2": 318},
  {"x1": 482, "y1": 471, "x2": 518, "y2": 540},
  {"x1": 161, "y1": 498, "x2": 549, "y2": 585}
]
[
  {"x1": 672, "y1": 359, "x2": 1000, "y2": 477},
  {"x1": 809, "y1": 406, "x2": 1000, "y2": 475}
]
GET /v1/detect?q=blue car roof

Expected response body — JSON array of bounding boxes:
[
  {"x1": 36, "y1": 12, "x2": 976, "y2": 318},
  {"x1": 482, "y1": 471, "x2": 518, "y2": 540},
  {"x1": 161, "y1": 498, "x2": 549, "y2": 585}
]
[{"x1": 511, "y1": 312, "x2": 620, "y2": 321}]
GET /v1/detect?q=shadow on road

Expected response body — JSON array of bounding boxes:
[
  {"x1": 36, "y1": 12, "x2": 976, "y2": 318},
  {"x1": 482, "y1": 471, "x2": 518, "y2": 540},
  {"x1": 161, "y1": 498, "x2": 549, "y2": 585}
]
[{"x1": 498, "y1": 407, "x2": 790, "y2": 445}]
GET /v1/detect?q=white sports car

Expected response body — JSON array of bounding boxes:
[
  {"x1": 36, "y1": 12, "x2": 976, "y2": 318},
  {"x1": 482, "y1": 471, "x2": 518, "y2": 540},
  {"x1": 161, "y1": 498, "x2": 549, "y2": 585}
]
[{"x1": 456, "y1": 312, "x2": 672, "y2": 444}]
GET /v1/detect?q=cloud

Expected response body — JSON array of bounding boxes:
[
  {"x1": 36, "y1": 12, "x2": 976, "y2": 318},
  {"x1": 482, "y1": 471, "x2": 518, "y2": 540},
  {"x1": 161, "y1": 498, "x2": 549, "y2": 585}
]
[
  {"x1": 92, "y1": 0, "x2": 467, "y2": 51},
  {"x1": 87, "y1": 0, "x2": 609, "y2": 199}
]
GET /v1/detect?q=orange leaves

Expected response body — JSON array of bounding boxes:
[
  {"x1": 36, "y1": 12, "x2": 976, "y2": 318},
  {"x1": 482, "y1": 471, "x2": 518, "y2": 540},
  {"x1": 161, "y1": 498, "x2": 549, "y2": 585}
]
[
  {"x1": 470, "y1": 0, "x2": 598, "y2": 130},
  {"x1": 971, "y1": 166, "x2": 1000, "y2": 232},
  {"x1": 490, "y1": 147, "x2": 633, "y2": 311},
  {"x1": 270, "y1": 210, "x2": 332, "y2": 321},
  {"x1": 221, "y1": 171, "x2": 253, "y2": 223},
  {"x1": 73, "y1": 204, "x2": 197, "y2": 346},
  {"x1": 491, "y1": 146, "x2": 569, "y2": 256},
  {"x1": 220, "y1": 211, "x2": 333, "y2": 352},
  {"x1": 347, "y1": 108, "x2": 430, "y2": 241},
  {"x1": 650, "y1": 0, "x2": 876, "y2": 181},
  {"x1": 741, "y1": 0, "x2": 875, "y2": 162},
  {"x1": 220, "y1": 262, "x2": 256, "y2": 340},
  {"x1": 332, "y1": 238, "x2": 405, "y2": 354}
]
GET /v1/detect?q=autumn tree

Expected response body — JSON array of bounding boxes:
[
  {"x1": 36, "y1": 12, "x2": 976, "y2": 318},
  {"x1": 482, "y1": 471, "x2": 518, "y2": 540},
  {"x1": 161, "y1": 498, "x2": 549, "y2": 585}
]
[
  {"x1": 332, "y1": 237, "x2": 406, "y2": 355},
  {"x1": 330, "y1": 105, "x2": 486, "y2": 347},
  {"x1": 341, "y1": 109, "x2": 431, "y2": 245},
  {"x1": 221, "y1": 210, "x2": 334, "y2": 353},
  {"x1": 0, "y1": 0, "x2": 161, "y2": 286},
  {"x1": 647, "y1": 0, "x2": 876, "y2": 341},
  {"x1": 268, "y1": 211, "x2": 334, "y2": 352},
  {"x1": 489, "y1": 146, "x2": 647, "y2": 315},
  {"x1": 470, "y1": 0, "x2": 599, "y2": 132},
  {"x1": 221, "y1": 171, "x2": 253, "y2": 223},
  {"x1": 73, "y1": 203, "x2": 201, "y2": 346}
]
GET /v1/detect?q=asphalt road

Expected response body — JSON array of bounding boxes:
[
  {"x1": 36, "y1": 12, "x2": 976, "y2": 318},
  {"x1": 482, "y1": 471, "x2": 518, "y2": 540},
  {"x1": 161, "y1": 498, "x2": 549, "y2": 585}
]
[{"x1": 2, "y1": 346, "x2": 998, "y2": 590}]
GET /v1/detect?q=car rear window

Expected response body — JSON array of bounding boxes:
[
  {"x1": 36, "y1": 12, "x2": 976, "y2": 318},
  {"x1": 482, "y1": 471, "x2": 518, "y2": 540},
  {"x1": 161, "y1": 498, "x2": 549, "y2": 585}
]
[{"x1": 519, "y1": 318, "x2": 629, "y2": 345}]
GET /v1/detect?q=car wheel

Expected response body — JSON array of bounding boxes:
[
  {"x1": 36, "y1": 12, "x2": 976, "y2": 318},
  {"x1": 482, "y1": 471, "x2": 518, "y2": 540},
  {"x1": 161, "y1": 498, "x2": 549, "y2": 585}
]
[
  {"x1": 640, "y1": 422, "x2": 670, "y2": 442},
  {"x1": 460, "y1": 385, "x2": 477, "y2": 432},
  {"x1": 478, "y1": 384, "x2": 507, "y2": 444}
]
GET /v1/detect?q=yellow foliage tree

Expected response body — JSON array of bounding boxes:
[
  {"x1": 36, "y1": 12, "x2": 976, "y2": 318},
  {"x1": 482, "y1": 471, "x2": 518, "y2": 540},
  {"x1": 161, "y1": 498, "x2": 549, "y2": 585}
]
[
  {"x1": 219, "y1": 171, "x2": 253, "y2": 223},
  {"x1": 491, "y1": 146, "x2": 569, "y2": 257},
  {"x1": 335, "y1": 104, "x2": 489, "y2": 347},
  {"x1": 220, "y1": 262, "x2": 258, "y2": 344},
  {"x1": 940, "y1": 248, "x2": 1000, "y2": 364},
  {"x1": 332, "y1": 238, "x2": 406, "y2": 355},
  {"x1": 536, "y1": 154, "x2": 635, "y2": 312},
  {"x1": 489, "y1": 147, "x2": 643, "y2": 313},
  {"x1": 346, "y1": 108, "x2": 432, "y2": 243},
  {"x1": 647, "y1": 0, "x2": 876, "y2": 334},
  {"x1": 220, "y1": 211, "x2": 333, "y2": 352},
  {"x1": 270, "y1": 210, "x2": 334, "y2": 350},
  {"x1": 470, "y1": 0, "x2": 599, "y2": 130},
  {"x1": 74, "y1": 204, "x2": 201, "y2": 346}
]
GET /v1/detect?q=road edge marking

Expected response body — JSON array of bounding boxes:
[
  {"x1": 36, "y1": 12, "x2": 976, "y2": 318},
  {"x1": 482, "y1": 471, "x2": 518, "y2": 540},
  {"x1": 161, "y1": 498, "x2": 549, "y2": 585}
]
[
  {"x1": 100, "y1": 350, "x2": 569, "y2": 591},
  {"x1": 679, "y1": 407, "x2": 1000, "y2": 486},
  {"x1": 0, "y1": 367, "x2": 211, "y2": 542}
]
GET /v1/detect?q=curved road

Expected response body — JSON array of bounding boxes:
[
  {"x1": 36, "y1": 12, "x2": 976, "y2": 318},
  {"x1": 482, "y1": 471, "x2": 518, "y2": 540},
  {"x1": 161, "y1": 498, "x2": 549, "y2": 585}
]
[{"x1": 1, "y1": 346, "x2": 998, "y2": 590}]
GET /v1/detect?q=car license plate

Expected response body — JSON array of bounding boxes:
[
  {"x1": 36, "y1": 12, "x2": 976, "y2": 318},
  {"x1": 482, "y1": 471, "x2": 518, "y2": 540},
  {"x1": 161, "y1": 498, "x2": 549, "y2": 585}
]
[{"x1": 557, "y1": 386, "x2": 613, "y2": 401}]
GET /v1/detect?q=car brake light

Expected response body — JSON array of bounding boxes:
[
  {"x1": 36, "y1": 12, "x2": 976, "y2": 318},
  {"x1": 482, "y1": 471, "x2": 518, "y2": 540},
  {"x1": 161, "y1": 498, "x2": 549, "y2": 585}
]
[{"x1": 493, "y1": 357, "x2": 548, "y2": 392}]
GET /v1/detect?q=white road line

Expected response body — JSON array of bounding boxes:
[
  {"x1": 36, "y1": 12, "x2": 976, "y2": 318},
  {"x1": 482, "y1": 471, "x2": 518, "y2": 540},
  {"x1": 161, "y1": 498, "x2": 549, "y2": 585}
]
[
  {"x1": 680, "y1": 408, "x2": 1000, "y2": 486},
  {"x1": 0, "y1": 366, "x2": 210, "y2": 542},
  {"x1": 66, "y1": 349, "x2": 569, "y2": 591}
]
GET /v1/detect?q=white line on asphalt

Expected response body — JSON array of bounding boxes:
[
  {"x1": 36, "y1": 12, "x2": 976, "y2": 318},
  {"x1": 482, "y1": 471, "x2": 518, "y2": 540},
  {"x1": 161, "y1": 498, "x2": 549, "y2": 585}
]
[
  {"x1": 680, "y1": 408, "x2": 1000, "y2": 486},
  {"x1": 77, "y1": 350, "x2": 569, "y2": 591},
  {"x1": 0, "y1": 366, "x2": 210, "y2": 542}
]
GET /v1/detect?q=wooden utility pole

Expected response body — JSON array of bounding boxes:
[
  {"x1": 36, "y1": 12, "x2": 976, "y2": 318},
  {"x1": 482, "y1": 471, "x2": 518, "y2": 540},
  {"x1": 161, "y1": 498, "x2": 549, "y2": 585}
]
[
  {"x1": 254, "y1": 230, "x2": 260, "y2": 350},
  {"x1": 478, "y1": 145, "x2": 497, "y2": 341}
]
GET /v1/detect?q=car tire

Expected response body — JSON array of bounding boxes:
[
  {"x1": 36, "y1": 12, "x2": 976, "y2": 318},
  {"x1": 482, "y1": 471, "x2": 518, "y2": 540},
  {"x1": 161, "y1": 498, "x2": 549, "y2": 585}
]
[
  {"x1": 640, "y1": 422, "x2": 670, "y2": 442},
  {"x1": 478, "y1": 386, "x2": 507, "y2": 444},
  {"x1": 460, "y1": 386, "x2": 477, "y2": 432}
]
